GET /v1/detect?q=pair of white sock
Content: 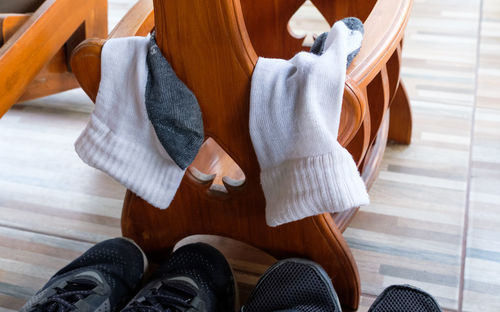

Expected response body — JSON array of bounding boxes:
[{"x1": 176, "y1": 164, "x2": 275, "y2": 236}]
[{"x1": 75, "y1": 18, "x2": 369, "y2": 227}]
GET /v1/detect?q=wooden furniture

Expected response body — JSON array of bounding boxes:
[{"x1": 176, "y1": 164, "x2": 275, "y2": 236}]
[
  {"x1": 0, "y1": 0, "x2": 107, "y2": 116},
  {"x1": 0, "y1": 1, "x2": 44, "y2": 13},
  {"x1": 71, "y1": 0, "x2": 413, "y2": 309}
]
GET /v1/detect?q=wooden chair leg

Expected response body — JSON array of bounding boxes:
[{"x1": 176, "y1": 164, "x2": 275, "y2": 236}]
[{"x1": 388, "y1": 81, "x2": 412, "y2": 144}]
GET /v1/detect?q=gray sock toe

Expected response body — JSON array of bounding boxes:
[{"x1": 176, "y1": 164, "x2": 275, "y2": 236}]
[
  {"x1": 341, "y1": 17, "x2": 364, "y2": 35},
  {"x1": 145, "y1": 33, "x2": 204, "y2": 170},
  {"x1": 310, "y1": 32, "x2": 328, "y2": 55},
  {"x1": 341, "y1": 17, "x2": 364, "y2": 67},
  {"x1": 310, "y1": 17, "x2": 364, "y2": 68}
]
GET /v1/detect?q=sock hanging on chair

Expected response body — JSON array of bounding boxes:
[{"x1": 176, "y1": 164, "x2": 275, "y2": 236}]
[
  {"x1": 145, "y1": 33, "x2": 204, "y2": 170},
  {"x1": 310, "y1": 17, "x2": 364, "y2": 67},
  {"x1": 250, "y1": 17, "x2": 369, "y2": 227},
  {"x1": 75, "y1": 35, "x2": 203, "y2": 209}
]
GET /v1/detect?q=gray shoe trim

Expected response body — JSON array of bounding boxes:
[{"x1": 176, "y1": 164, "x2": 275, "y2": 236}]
[{"x1": 20, "y1": 269, "x2": 112, "y2": 312}]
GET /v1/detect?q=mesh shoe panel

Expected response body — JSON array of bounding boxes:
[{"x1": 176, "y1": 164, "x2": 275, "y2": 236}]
[
  {"x1": 242, "y1": 259, "x2": 341, "y2": 312},
  {"x1": 20, "y1": 238, "x2": 146, "y2": 312},
  {"x1": 368, "y1": 285, "x2": 442, "y2": 312},
  {"x1": 124, "y1": 243, "x2": 236, "y2": 312}
]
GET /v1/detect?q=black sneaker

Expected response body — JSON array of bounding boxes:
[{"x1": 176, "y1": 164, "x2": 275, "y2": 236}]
[
  {"x1": 368, "y1": 284, "x2": 442, "y2": 312},
  {"x1": 122, "y1": 242, "x2": 237, "y2": 312},
  {"x1": 20, "y1": 237, "x2": 148, "y2": 312},
  {"x1": 241, "y1": 258, "x2": 341, "y2": 312}
]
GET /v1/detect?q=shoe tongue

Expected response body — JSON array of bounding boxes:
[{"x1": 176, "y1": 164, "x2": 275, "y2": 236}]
[
  {"x1": 35, "y1": 278, "x2": 98, "y2": 311},
  {"x1": 158, "y1": 277, "x2": 198, "y2": 301},
  {"x1": 165, "y1": 276, "x2": 199, "y2": 290},
  {"x1": 63, "y1": 278, "x2": 97, "y2": 292},
  {"x1": 132, "y1": 279, "x2": 198, "y2": 311}
]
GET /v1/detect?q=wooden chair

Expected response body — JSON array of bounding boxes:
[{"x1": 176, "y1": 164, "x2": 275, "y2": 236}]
[
  {"x1": 71, "y1": 0, "x2": 413, "y2": 309},
  {"x1": 0, "y1": 0, "x2": 107, "y2": 116}
]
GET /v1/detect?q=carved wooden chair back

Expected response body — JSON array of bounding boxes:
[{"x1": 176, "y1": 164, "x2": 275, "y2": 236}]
[
  {"x1": 118, "y1": 1, "x2": 364, "y2": 309},
  {"x1": 71, "y1": 0, "x2": 414, "y2": 309},
  {"x1": 240, "y1": 0, "x2": 377, "y2": 59}
]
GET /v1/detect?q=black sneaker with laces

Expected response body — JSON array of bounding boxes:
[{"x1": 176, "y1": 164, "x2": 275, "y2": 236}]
[
  {"x1": 241, "y1": 258, "x2": 342, "y2": 312},
  {"x1": 20, "y1": 237, "x2": 148, "y2": 312},
  {"x1": 122, "y1": 242, "x2": 237, "y2": 312}
]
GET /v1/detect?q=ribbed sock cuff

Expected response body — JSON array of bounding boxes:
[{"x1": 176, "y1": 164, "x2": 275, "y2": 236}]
[
  {"x1": 74, "y1": 114, "x2": 185, "y2": 209},
  {"x1": 261, "y1": 142, "x2": 369, "y2": 227}
]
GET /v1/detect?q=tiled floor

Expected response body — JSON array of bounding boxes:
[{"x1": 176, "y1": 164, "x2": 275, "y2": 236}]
[
  {"x1": 345, "y1": 1, "x2": 479, "y2": 310},
  {"x1": 1, "y1": 0, "x2": 499, "y2": 311},
  {"x1": 462, "y1": 1, "x2": 500, "y2": 310}
]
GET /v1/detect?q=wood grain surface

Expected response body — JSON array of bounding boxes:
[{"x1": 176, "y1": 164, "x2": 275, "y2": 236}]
[{"x1": 0, "y1": 0, "x2": 107, "y2": 115}]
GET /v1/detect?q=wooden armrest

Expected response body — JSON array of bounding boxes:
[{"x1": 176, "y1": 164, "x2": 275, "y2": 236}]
[
  {"x1": 0, "y1": 14, "x2": 31, "y2": 45},
  {"x1": 0, "y1": 0, "x2": 106, "y2": 116},
  {"x1": 315, "y1": 0, "x2": 413, "y2": 147},
  {"x1": 71, "y1": 0, "x2": 154, "y2": 102},
  {"x1": 109, "y1": 0, "x2": 154, "y2": 39},
  {"x1": 347, "y1": 0, "x2": 413, "y2": 87}
]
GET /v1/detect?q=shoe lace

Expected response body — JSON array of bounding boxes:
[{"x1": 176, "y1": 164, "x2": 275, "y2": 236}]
[
  {"x1": 122, "y1": 282, "x2": 197, "y2": 312},
  {"x1": 33, "y1": 279, "x2": 97, "y2": 312}
]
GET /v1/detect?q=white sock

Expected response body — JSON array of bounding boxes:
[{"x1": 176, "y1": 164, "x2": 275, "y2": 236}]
[
  {"x1": 74, "y1": 37, "x2": 185, "y2": 209},
  {"x1": 250, "y1": 18, "x2": 369, "y2": 227}
]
